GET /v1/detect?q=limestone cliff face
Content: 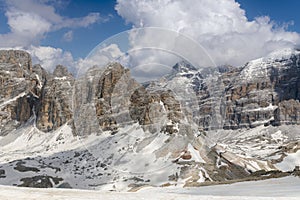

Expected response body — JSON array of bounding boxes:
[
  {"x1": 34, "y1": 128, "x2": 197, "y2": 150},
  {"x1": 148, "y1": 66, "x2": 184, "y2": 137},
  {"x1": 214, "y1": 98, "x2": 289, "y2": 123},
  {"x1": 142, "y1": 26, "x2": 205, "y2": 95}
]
[
  {"x1": 72, "y1": 62, "x2": 185, "y2": 136},
  {"x1": 0, "y1": 50, "x2": 36, "y2": 135},
  {"x1": 2, "y1": 49, "x2": 300, "y2": 189},
  {"x1": 129, "y1": 87, "x2": 182, "y2": 134},
  {"x1": 95, "y1": 63, "x2": 128, "y2": 131},
  {"x1": 0, "y1": 50, "x2": 32, "y2": 73},
  {"x1": 73, "y1": 63, "x2": 134, "y2": 135},
  {"x1": 0, "y1": 50, "x2": 74, "y2": 134},
  {"x1": 1, "y1": 49, "x2": 300, "y2": 136},
  {"x1": 36, "y1": 65, "x2": 74, "y2": 132},
  {"x1": 155, "y1": 50, "x2": 300, "y2": 131},
  {"x1": 222, "y1": 50, "x2": 300, "y2": 129}
]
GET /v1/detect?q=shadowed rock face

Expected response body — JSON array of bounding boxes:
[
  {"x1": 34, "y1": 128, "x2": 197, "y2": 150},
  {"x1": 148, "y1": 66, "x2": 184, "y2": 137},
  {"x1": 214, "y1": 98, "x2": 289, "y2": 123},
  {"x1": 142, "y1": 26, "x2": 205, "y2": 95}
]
[{"x1": 0, "y1": 50, "x2": 35, "y2": 135}]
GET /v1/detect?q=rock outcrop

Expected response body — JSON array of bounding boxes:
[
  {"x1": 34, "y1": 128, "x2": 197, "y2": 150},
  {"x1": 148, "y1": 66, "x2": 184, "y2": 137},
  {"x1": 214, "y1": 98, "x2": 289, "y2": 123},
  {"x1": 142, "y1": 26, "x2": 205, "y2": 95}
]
[
  {"x1": 0, "y1": 50, "x2": 74, "y2": 134},
  {"x1": 0, "y1": 50, "x2": 36, "y2": 135},
  {"x1": 222, "y1": 49, "x2": 300, "y2": 129},
  {"x1": 36, "y1": 65, "x2": 74, "y2": 132}
]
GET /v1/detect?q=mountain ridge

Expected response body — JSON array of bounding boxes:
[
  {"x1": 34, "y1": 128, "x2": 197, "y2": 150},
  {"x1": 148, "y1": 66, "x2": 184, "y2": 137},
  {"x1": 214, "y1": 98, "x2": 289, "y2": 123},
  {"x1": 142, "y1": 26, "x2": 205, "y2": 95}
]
[{"x1": 0, "y1": 49, "x2": 300, "y2": 191}]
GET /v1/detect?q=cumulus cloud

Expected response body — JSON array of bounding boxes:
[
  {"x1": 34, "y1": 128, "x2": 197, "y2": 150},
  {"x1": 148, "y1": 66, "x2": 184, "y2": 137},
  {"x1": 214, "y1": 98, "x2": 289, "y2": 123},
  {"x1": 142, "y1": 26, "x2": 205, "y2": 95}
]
[
  {"x1": 5, "y1": 0, "x2": 104, "y2": 29},
  {"x1": 28, "y1": 46, "x2": 75, "y2": 73},
  {"x1": 0, "y1": 0, "x2": 107, "y2": 72},
  {"x1": 115, "y1": 0, "x2": 300, "y2": 66},
  {"x1": 0, "y1": 10, "x2": 51, "y2": 47},
  {"x1": 0, "y1": 0, "x2": 104, "y2": 48},
  {"x1": 76, "y1": 44, "x2": 125, "y2": 77}
]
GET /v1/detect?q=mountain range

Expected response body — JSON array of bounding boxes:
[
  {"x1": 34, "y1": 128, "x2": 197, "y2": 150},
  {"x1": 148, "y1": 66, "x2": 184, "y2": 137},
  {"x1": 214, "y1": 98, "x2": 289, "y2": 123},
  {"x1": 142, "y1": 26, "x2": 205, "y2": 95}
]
[{"x1": 0, "y1": 49, "x2": 299, "y2": 191}]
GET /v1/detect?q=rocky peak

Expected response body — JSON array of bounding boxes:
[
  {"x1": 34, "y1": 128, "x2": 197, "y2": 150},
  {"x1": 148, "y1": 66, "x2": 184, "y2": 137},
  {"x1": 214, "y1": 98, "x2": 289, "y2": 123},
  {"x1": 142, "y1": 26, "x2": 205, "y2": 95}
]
[
  {"x1": 0, "y1": 50, "x2": 76, "y2": 134},
  {"x1": 53, "y1": 65, "x2": 73, "y2": 78},
  {"x1": 36, "y1": 64, "x2": 75, "y2": 132},
  {"x1": 172, "y1": 61, "x2": 197, "y2": 73},
  {"x1": 0, "y1": 50, "x2": 32, "y2": 72},
  {"x1": 72, "y1": 62, "x2": 137, "y2": 135}
]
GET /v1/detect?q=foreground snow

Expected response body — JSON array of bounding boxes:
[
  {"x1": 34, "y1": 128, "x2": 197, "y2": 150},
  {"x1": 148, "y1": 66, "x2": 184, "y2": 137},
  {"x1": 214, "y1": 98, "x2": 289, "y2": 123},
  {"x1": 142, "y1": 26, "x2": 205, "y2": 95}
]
[{"x1": 0, "y1": 176, "x2": 299, "y2": 200}]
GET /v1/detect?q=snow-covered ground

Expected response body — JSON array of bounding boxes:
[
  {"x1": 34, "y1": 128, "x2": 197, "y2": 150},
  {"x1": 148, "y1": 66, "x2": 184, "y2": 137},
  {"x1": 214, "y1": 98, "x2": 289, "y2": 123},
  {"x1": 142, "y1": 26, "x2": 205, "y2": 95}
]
[
  {"x1": 1, "y1": 122, "x2": 299, "y2": 190},
  {"x1": 160, "y1": 176, "x2": 300, "y2": 197},
  {"x1": 0, "y1": 176, "x2": 299, "y2": 200}
]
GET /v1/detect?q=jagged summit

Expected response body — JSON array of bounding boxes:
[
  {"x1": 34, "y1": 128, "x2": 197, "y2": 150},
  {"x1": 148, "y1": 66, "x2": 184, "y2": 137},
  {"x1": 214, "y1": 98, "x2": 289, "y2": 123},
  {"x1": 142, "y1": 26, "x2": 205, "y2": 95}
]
[
  {"x1": 172, "y1": 60, "x2": 198, "y2": 73},
  {"x1": 53, "y1": 65, "x2": 73, "y2": 78},
  {"x1": 0, "y1": 50, "x2": 32, "y2": 72}
]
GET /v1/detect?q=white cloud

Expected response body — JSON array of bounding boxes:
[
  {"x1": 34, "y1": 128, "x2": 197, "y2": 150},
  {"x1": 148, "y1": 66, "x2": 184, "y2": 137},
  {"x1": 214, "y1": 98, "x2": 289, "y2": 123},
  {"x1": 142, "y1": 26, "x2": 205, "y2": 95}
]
[
  {"x1": 4, "y1": 0, "x2": 104, "y2": 30},
  {"x1": 115, "y1": 0, "x2": 300, "y2": 66},
  {"x1": 63, "y1": 30, "x2": 73, "y2": 42},
  {"x1": 0, "y1": 9, "x2": 52, "y2": 47},
  {"x1": 28, "y1": 45, "x2": 75, "y2": 73},
  {"x1": 0, "y1": 0, "x2": 104, "y2": 48},
  {"x1": 56, "y1": 13, "x2": 101, "y2": 29},
  {"x1": 6, "y1": 10, "x2": 51, "y2": 37},
  {"x1": 0, "y1": 0, "x2": 107, "y2": 72},
  {"x1": 76, "y1": 44, "x2": 125, "y2": 77}
]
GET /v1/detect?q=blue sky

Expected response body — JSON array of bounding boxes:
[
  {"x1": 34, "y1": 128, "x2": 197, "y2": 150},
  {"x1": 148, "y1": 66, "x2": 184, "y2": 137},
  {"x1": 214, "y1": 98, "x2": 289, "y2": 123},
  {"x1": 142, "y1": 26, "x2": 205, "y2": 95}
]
[
  {"x1": 237, "y1": 0, "x2": 300, "y2": 33},
  {"x1": 39, "y1": 0, "x2": 131, "y2": 59},
  {"x1": 0, "y1": 0, "x2": 299, "y2": 71},
  {"x1": 46, "y1": 0, "x2": 300, "y2": 59}
]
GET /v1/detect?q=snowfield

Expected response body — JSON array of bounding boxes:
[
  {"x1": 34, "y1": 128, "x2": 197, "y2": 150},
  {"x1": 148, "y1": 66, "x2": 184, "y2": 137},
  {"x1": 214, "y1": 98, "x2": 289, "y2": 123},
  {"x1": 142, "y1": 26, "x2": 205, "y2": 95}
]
[{"x1": 0, "y1": 176, "x2": 299, "y2": 200}]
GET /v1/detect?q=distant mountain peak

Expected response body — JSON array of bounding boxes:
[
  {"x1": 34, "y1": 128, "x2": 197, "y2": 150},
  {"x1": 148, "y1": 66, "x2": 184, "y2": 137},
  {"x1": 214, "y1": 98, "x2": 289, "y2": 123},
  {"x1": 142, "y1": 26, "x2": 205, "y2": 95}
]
[{"x1": 172, "y1": 61, "x2": 198, "y2": 73}]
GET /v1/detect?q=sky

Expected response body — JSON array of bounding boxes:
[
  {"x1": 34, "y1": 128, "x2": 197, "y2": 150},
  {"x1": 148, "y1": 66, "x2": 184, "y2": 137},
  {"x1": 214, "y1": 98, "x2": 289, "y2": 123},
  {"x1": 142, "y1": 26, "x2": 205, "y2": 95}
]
[{"x1": 0, "y1": 0, "x2": 299, "y2": 75}]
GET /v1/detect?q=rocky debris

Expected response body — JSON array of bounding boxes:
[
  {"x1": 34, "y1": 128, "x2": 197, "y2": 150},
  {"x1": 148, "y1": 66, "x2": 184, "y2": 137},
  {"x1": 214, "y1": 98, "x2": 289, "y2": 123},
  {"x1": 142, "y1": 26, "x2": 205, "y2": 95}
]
[
  {"x1": 0, "y1": 169, "x2": 5, "y2": 178},
  {"x1": 292, "y1": 166, "x2": 300, "y2": 177},
  {"x1": 57, "y1": 182, "x2": 72, "y2": 188},
  {"x1": 18, "y1": 175, "x2": 63, "y2": 188},
  {"x1": 14, "y1": 161, "x2": 40, "y2": 172}
]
